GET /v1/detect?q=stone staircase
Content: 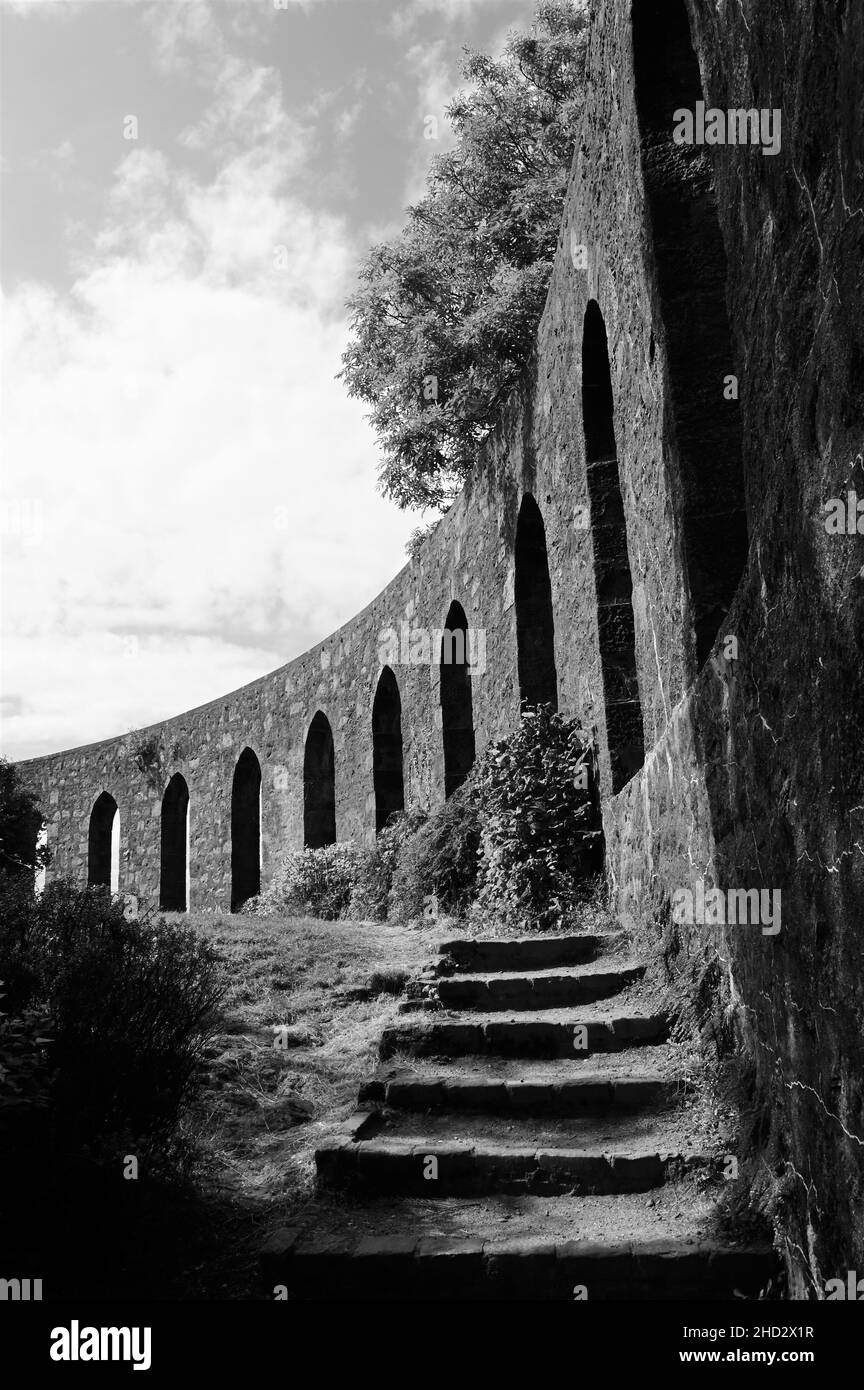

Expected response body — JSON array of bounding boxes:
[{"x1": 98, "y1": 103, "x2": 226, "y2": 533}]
[{"x1": 261, "y1": 929, "x2": 777, "y2": 1300}]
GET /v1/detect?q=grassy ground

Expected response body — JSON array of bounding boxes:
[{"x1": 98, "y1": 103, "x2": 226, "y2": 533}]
[
  {"x1": 2, "y1": 909, "x2": 440, "y2": 1301},
  {"x1": 172, "y1": 911, "x2": 439, "y2": 1298}
]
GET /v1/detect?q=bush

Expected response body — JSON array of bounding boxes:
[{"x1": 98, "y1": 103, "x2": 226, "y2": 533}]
[
  {"x1": 473, "y1": 705, "x2": 602, "y2": 931},
  {"x1": 348, "y1": 810, "x2": 428, "y2": 920},
  {"x1": 389, "y1": 782, "x2": 482, "y2": 922},
  {"x1": 0, "y1": 870, "x2": 43, "y2": 1012},
  {"x1": 0, "y1": 994, "x2": 52, "y2": 1133},
  {"x1": 251, "y1": 842, "x2": 371, "y2": 920},
  {"x1": 0, "y1": 879, "x2": 226, "y2": 1163},
  {"x1": 0, "y1": 758, "x2": 47, "y2": 880},
  {"x1": 50, "y1": 914, "x2": 226, "y2": 1160}
]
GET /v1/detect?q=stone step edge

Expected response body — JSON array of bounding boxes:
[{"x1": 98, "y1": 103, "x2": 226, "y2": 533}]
[
  {"x1": 359, "y1": 1073, "x2": 686, "y2": 1109},
  {"x1": 315, "y1": 1137, "x2": 712, "y2": 1190},
  {"x1": 436, "y1": 933, "x2": 625, "y2": 973},
  {"x1": 261, "y1": 1226, "x2": 777, "y2": 1288},
  {"x1": 435, "y1": 966, "x2": 646, "y2": 1005},
  {"x1": 380, "y1": 1014, "x2": 670, "y2": 1059},
  {"x1": 436, "y1": 963, "x2": 646, "y2": 985}
]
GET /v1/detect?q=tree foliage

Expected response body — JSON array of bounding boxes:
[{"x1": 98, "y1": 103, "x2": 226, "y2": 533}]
[
  {"x1": 0, "y1": 758, "x2": 47, "y2": 880},
  {"x1": 341, "y1": 1, "x2": 590, "y2": 511}
]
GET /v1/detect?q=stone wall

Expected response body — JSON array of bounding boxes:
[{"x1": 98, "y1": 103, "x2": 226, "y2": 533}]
[{"x1": 17, "y1": 0, "x2": 864, "y2": 1294}]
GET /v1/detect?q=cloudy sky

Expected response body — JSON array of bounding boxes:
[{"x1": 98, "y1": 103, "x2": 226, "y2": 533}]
[{"x1": 0, "y1": 0, "x2": 530, "y2": 760}]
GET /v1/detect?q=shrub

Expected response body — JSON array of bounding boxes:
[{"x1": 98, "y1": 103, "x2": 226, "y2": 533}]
[
  {"x1": 0, "y1": 879, "x2": 226, "y2": 1163},
  {"x1": 473, "y1": 705, "x2": 602, "y2": 931},
  {"x1": 0, "y1": 869, "x2": 43, "y2": 1012},
  {"x1": 0, "y1": 994, "x2": 52, "y2": 1129},
  {"x1": 0, "y1": 758, "x2": 47, "y2": 880},
  {"x1": 251, "y1": 842, "x2": 371, "y2": 920},
  {"x1": 348, "y1": 810, "x2": 428, "y2": 920},
  {"x1": 49, "y1": 917, "x2": 225, "y2": 1159},
  {"x1": 389, "y1": 782, "x2": 482, "y2": 922}
]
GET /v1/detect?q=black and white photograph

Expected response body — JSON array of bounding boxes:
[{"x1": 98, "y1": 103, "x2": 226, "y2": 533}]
[{"x1": 0, "y1": 0, "x2": 862, "y2": 1361}]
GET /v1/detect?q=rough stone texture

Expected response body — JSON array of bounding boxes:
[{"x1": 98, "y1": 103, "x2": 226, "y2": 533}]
[{"x1": 17, "y1": 0, "x2": 864, "y2": 1295}]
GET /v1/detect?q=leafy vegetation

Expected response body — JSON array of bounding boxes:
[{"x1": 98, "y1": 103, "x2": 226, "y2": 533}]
[
  {"x1": 388, "y1": 783, "x2": 483, "y2": 921},
  {"x1": 0, "y1": 757, "x2": 46, "y2": 879},
  {"x1": 0, "y1": 879, "x2": 227, "y2": 1164},
  {"x1": 250, "y1": 842, "x2": 372, "y2": 921},
  {"x1": 341, "y1": 1, "x2": 590, "y2": 510},
  {"x1": 473, "y1": 704, "x2": 602, "y2": 930}
]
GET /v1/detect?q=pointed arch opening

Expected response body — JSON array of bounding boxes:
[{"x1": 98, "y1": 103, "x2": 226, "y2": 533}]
[
  {"x1": 633, "y1": 0, "x2": 748, "y2": 668},
  {"x1": 515, "y1": 493, "x2": 558, "y2": 710},
  {"x1": 160, "y1": 773, "x2": 189, "y2": 912},
  {"x1": 231, "y1": 747, "x2": 261, "y2": 911},
  {"x1": 440, "y1": 600, "x2": 476, "y2": 799},
  {"x1": 304, "y1": 712, "x2": 336, "y2": 848},
  {"x1": 372, "y1": 667, "x2": 405, "y2": 832},
  {"x1": 88, "y1": 791, "x2": 120, "y2": 894},
  {"x1": 582, "y1": 300, "x2": 646, "y2": 794}
]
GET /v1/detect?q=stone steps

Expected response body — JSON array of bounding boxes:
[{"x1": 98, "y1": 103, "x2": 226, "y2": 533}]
[
  {"x1": 260, "y1": 1192, "x2": 776, "y2": 1301},
  {"x1": 381, "y1": 1010, "x2": 669, "y2": 1060},
  {"x1": 260, "y1": 928, "x2": 778, "y2": 1299},
  {"x1": 315, "y1": 1108, "x2": 711, "y2": 1196},
  {"x1": 435, "y1": 932, "x2": 625, "y2": 974},
  {"x1": 359, "y1": 1061, "x2": 684, "y2": 1114},
  {"x1": 435, "y1": 962, "x2": 646, "y2": 1011}
]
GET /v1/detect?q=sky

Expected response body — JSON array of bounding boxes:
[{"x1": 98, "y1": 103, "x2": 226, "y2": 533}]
[{"x1": 0, "y1": 0, "x2": 531, "y2": 761}]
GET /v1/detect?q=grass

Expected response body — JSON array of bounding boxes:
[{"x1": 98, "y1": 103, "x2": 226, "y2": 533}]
[
  {"x1": 170, "y1": 910, "x2": 439, "y2": 1297},
  {"x1": 1, "y1": 908, "x2": 439, "y2": 1301}
]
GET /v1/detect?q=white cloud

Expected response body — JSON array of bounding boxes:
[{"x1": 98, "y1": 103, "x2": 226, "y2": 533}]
[
  {"x1": 387, "y1": 0, "x2": 516, "y2": 37},
  {"x1": 1, "y1": 9, "x2": 414, "y2": 761},
  {"x1": 397, "y1": 38, "x2": 469, "y2": 206},
  {"x1": 1, "y1": 0, "x2": 116, "y2": 15}
]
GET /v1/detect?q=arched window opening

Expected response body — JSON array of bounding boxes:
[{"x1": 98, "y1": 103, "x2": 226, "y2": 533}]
[
  {"x1": 515, "y1": 493, "x2": 558, "y2": 710},
  {"x1": 582, "y1": 300, "x2": 646, "y2": 794},
  {"x1": 633, "y1": 0, "x2": 748, "y2": 667},
  {"x1": 160, "y1": 773, "x2": 189, "y2": 912},
  {"x1": 304, "y1": 712, "x2": 336, "y2": 848},
  {"x1": 372, "y1": 667, "x2": 405, "y2": 832},
  {"x1": 88, "y1": 791, "x2": 120, "y2": 894},
  {"x1": 34, "y1": 822, "x2": 47, "y2": 896},
  {"x1": 231, "y1": 747, "x2": 262, "y2": 911},
  {"x1": 440, "y1": 600, "x2": 476, "y2": 798}
]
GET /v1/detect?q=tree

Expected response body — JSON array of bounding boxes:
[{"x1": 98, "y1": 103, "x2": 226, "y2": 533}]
[
  {"x1": 0, "y1": 759, "x2": 47, "y2": 880},
  {"x1": 340, "y1": 1, "x2": 590, "y2": 511}
]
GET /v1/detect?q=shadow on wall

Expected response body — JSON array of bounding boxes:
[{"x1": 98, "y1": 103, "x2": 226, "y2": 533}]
[
  {"x1": 632, "y1": 0, "x2": 747, "y2": 672},
  {"x1": 582, "y1": 299, "x2": 645, "y2": 794}
]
